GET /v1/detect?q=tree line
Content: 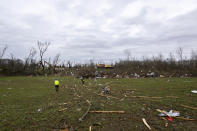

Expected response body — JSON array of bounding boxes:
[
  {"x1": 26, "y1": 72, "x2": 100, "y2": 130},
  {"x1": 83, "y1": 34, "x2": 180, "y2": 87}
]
[{"x1": 0, "y1": 42, "x2": 197, "y2": 77}]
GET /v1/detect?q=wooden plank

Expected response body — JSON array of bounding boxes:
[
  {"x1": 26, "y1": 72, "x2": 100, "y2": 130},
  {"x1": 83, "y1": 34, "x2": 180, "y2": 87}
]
[{"x1": 89, "y1": 111, "x2": 125, "y2": 113}]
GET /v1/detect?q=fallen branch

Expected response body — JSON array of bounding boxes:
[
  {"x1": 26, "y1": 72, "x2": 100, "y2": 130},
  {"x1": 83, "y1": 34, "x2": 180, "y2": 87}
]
[
  {"x1": 79, "y1": 99, "x2": 91, "y2": 122},
  {"x1": 166, "y1": 96, "x2": 179, "y2": 98},
  {"x1": 181, "y1": 104, "x2": 197, "y2": 110},
  {"x1": 131, "y1": 96, "x2": 162, "y2": 99},
  {"x1": 142, "y1": 118, "x2": 151, "y2": 130},
  {"x1": 89, "y1": 111, "x2": 125, "y2": 113},
  {"x1": 175, "y1": 117, "x2": 195, "y2": 121}
]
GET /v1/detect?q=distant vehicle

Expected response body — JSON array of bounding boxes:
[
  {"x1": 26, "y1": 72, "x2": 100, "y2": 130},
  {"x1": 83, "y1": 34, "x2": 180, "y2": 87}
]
[{"x1": 96, "y1": 64, "x2": 113, "y2": 69}]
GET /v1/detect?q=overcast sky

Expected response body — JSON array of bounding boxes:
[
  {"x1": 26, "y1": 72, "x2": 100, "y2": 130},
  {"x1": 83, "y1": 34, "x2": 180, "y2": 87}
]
[{"x1": 0, "y1": 0, "x2": 197, "y2": 63}]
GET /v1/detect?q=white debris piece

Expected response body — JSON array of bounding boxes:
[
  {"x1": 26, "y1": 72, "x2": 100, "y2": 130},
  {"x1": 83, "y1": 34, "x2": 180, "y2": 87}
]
[
  {"x1": 37, "y1": 108, "x2": 41, "y2": 112},
  {"x1": 191, "y1": 90, "x2": 197, "y2": 94}
]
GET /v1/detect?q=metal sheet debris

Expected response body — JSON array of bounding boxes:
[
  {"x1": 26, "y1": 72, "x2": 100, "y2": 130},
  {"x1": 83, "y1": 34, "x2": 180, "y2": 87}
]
[
  {"x1": 191, "y1": 90, "x2": 197, "y2": 93},
  {"x1": 158, "y1": 110, "x2": 180, "y2": 117}
]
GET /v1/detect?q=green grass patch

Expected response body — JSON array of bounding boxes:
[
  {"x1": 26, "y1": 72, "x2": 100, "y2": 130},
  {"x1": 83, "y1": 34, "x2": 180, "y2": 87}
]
[{"x1": 0, "y1": 76, "x2": 197, "y2": 130}]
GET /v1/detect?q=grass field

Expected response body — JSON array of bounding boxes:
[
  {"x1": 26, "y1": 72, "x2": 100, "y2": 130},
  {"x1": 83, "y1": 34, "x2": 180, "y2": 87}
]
[{"x1": 0, "y1": 76, "x2": 197, "y2": 131}]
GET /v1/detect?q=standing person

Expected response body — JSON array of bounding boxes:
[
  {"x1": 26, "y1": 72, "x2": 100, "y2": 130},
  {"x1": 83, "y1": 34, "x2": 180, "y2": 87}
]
[
  {"x1": 80, "y1": 77, "x2": 85, "y2": 85},
  {"x1": 54, "y1": 78, "x2": 59, "y2": 92}
]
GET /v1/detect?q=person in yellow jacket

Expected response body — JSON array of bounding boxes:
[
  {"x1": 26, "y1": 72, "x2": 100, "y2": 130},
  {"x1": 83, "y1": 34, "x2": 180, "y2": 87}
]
[{"x1": 54, "y1": 78, "x2": 60, "y2": 92}]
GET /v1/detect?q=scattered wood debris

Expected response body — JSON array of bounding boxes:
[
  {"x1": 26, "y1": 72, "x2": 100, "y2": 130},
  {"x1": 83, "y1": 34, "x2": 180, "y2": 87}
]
[
  {"x1": 59, "y1": 103, "x2": 67, "y2": 106},
  {"x1": 142, "y1": 118, "x2": 151, "y2": 130},
  {"x1": 95, "y1": 93, "x2": 120, "y2": 100},
  {"x1": 89, "y1": 111, "x2": 125, "y2": 113},
  {"x1": 127, "y1": 95, "x2": 178, "y2": 99},
  {"x1": 181, "y1": 104, "x2": 197, "y2": 110},
  {"x1": 59, "y1": 108, "x2": 67, "y2": 112},
  {"x1": 130, "y1": 96, "x2": 163, "y2": 99}
]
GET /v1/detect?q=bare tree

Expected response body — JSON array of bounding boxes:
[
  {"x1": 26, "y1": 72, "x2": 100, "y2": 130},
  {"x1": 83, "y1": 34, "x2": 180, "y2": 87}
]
[
  {"x1": 67, "y1": 60, "x2": 72, "y2": 68},
  {"x1": 9, "y1": 53, "x2": 15, "y2": 72},
  {"x1": 53, "y1": 53, "x2": 60, "y2": 66},
  {"x1": 176, "y1": 47, "x2": 183, "y2": 61},
  {"x1": 37, "y1": 41, "x2": 50, "y2": 70},
  {"x1": 25, "y1": 48, "x2": 37, "y2": 66},
  {"x1": 124, "y1": 49, "x2": 131, "y2": 60},
  {"x1": 153, "y1": 53, "x2": 163, "y2": 61},
  {"x1": 52, "y1": 53, "x2": 60, "y2": 73},
  {"x1": 191, "y1": 50, "x2": 197, "y2": 61},
  {"x1": 44, "y1": 59, "x2": 52, "y2": 69},
  {"x1": 190, "y1": 50, "x2": 197, "y2": 71},
  {"x1": 0, "y1": 45, "x2": 8, "y2": 59},
  {"x1": 169, "y1": 52, "x2": 175, "y2": 62}
]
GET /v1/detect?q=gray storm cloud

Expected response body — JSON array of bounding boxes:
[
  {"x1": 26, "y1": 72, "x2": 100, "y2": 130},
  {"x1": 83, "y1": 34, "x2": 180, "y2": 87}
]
[{"x1": 0, "y1": 0, "x2": 197, "y2": 62}]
